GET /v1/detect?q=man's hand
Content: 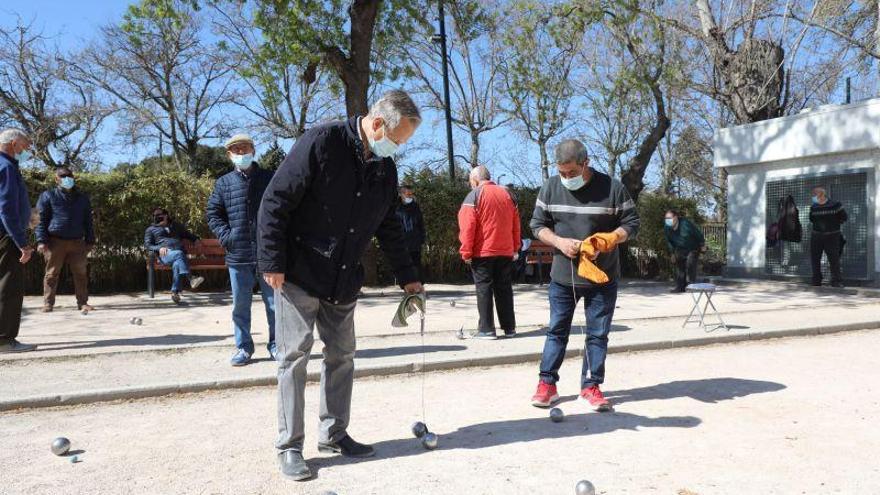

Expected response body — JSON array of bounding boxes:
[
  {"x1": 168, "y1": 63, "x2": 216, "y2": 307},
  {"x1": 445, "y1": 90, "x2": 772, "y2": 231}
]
[
  {"x1": 263, "y1": 272, "x2": 285, "y2": 290},
  {"x1": 403, "y1": 281, "x2": 424, "y2": 294},
  {"x1": 554, "y1": 237, "x2": 582, "y2": 259},
  {"x1": 19, "y1": 246, "x2": 33, "y2": 264},
  {"x1": 463, "y1": 258, "x2": 472, "y2": 265},
  {"x1": 512, "y1": 253, "x2": 520, "y2": 262},
  {"x1": 37, "y1": 243, "x2": 48, "y2": 255},
  {"x1": 159, "y1": 247, "x2": 169, "y2": 258}
]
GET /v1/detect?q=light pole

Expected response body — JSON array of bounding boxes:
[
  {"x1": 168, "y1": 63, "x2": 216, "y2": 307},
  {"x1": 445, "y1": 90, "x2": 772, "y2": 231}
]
[{"x1": 432, "y1": 0, "x2": 456, "y2": 180}]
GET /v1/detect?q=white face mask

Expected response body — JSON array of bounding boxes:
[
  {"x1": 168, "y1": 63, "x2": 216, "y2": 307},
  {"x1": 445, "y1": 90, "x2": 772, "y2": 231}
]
[
  {"x1": 368, "y1": 125, "x2": 399, "y2": 158},
  {"x1": 230, "y1": 153, "x2": 254, "y2": 170},
  {"x1": 403, "y1": 197, "x2": 414, "y2": 205},
  {"x1": 561, "y1": 174, "x2": 586, "y2": 191}
]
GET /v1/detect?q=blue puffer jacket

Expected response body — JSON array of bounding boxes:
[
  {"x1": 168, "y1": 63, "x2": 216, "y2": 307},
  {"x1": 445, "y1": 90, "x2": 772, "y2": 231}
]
[
  {"x1": 35, "y1": 187, "x2": 95, "y2": 244},
  {"x1": 206, "y1": 165, "x2": 274, "y2": 264},
  {"x1": 144, "y1": 221, "x2": 199, "y2": 253}
]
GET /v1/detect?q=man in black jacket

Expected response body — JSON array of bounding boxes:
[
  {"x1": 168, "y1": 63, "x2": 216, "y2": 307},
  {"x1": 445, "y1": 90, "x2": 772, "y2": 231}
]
[
  {"x1": 258, "y1": 90, "x2": 423, "y2": 481},
  {"x1": 36, "y1": 167, "x2": 96, "y2": 313},
  {"x1": 809, "y1": 186, "x2": 847, "y2": 287},
  {"x1": 396, "y1": 184, "x2": 426, "y2": 282},
  {"x1": 144, "y1": 208, "x2": 204, "y2": 303},
  {"x1": 207, "y1": 133, "x2": 276, "y2": 366}
]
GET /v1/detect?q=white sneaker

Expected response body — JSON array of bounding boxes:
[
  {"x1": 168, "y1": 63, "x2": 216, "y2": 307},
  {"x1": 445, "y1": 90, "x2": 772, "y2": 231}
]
[{"x1": 190, "y1": 275, "x2": 205, "y2": 290}]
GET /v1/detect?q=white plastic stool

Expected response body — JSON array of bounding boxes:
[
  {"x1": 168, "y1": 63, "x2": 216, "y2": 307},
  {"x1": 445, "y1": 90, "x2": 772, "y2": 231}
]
[{"x1": 682, "y1": 283, "x2": 728, "y2": 332}]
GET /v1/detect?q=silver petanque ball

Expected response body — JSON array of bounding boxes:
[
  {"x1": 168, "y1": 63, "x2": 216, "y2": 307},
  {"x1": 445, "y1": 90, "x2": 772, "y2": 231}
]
[
  {"x1": 136, "y1": 318, "x2": 143, "y2": 326},
  {"x1": 411, "y1": 421, "x2": 428, "y2": 438},
  {"x1": 550, "y1": 407, "x2": 564, "y2": 423},
  {"x1": 575, "y1": 480, "x2": 596, "y2": 495},
  {"x1": 129, "y1": 317, "x2": 136, "y2": 325},
  {"x1": 421, "y1": 432, "x2": 438, "y2": 450},
  {"x1": 450, "y1": 300, "x2": 456, "y2": 307},
  {"x1": 51, "y1": 437, "x2": 71, "y2": 456},
  {"x1": 318, "y1": 492, "x2": 337, "y2": 495}
]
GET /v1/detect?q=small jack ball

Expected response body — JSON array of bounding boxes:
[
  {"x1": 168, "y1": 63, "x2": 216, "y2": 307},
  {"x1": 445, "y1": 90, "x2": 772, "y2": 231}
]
[
  {"x1": 51, "y1": 437, "x2": 70, "y2": 456},
  {"x1": 450, "y1": 300, "x2": 456, "y2": 307},
  {"x1": 411, "y1": 421, "x2": 428, "y2": 438},
  {"x1": 550, "y1": 407, "x2": 564, "y2": 423},
  {"x1": 421, "y1": 432, "x2": 438, "y2": 450},
  {"x1": 136, "y1": 318, "x2": 143, "y2": 325},
  {"x1": 129, "y1": 317, "x2": 136, "y2": 324},
  {"x1": 575, "y1": 480, "x2": 596, "y2": 495}
]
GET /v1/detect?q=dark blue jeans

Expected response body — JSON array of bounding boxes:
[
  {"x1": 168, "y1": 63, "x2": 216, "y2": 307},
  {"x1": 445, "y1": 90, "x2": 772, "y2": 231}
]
[
  {"x1": 159, "y1": 249, "x2": 190, "y2": 293},
  {"x1": 229, "y1": 264, "x2": 276, "y2": 355},
  {"x1": 539, "y1": 280, "x2": 618, "y2": 388}
]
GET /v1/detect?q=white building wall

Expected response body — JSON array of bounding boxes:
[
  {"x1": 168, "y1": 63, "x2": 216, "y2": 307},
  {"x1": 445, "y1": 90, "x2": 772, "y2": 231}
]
[{"x1": 725, "y1": 149, "x2": 879, "y2": 275}]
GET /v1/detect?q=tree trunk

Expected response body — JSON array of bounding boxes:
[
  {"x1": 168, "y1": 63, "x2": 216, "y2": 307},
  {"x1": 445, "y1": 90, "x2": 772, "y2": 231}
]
[
  {"x1": 469, "y1": 130, "x2": 480, "y2": 168},
  {"x1": 726, "y1": 39, "x2": 785, "y2": 124},
  {"x1": 621, "y1": 86, "x2": 671, "y2": 203},
  {"x1": 539, "y1": 140, "x2": 549, "y2": 182}
]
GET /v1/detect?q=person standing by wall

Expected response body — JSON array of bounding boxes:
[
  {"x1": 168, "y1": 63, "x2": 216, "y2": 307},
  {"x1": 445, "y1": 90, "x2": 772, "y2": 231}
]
[
  {"x1": 35, "y1": 167, "x2": 96, "y2": 313},
  {"x1": 663, "y1": 209, "x2": 705, "y2": 293},
  {"x1": 207, "y1": 134, "x2": 277, "y2": 366},
  {"x1": 396, "y1": 184, "x2": 426, "y2": 282},
  {"x1": 458, "y1": 165, "x2": 521, "y2": 340},
  {"x1": 0, "y1": 128, "x2": 36, "y2": 353},
  {"x1": 809, "y1": 186, "x2": 847, "y2": 287}
]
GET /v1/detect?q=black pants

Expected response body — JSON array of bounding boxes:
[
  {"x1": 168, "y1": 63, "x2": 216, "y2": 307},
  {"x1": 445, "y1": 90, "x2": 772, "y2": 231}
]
[
  {"x1": 674, "y1": 249, "x2": 699, "y2": 291},
  {"x1": 0, "y1": 234, "x2": 24, "y2": 344},
  {"x1": 810, "y1": 232, "x2": 842, "y2": 285},
  {"x1": 471, "y1": 256, "x2": 515, "y2": 333},
  {"x1": 409, "y1": 249, "x2": 423, "y2": 283}
]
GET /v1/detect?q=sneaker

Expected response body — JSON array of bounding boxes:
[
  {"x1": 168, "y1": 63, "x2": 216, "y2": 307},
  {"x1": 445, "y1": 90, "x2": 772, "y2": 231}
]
[
  {"x1": 78, "y1": 304, "x2": 94, "y2": 313},
  {"x1": 41, "y1": 305, "x2": 53, "y2": 313},
  {"x1": 810, "y1": 281, "x2": 822, "y2": 287},
  {"x1": 278, "y1": 450, "x2": 311, "y2": 481},
  {"x1": 171, "y1": 292, "x2": 181, "y2": 304},
  {"x1": 670, "y1": 287, "x2": 686, "y2": 293},
  {"x1": 318, "y1": 435, "x2": 375, "y2": 458},
  {"x1": 531, "y1": 381, "x2": 559, "y2": 408},
  {"x1": 190, "y1": 275, "x2": 205, "y2": 290},
  {"x1": 501, "y1": 329, "x2": 517, "y2": 338},
  {"x1": 231, "y1": 349, "x2": 252, "y2": 367},
  {"x1": 580, "y1": 384, "x2": 612, "y2": 412},
  {"x1": 268, "y1": 344, "x2": 279, "y2": 362},
  {"x1": 474, "y1": 331, "x2": 497, "y2": 340},
  {"x1": 0, "y1": 340, "x2": 37, "y2": 353},
  {"x1": 831, "y1": 282, "x2": 845, "y2": 288}
]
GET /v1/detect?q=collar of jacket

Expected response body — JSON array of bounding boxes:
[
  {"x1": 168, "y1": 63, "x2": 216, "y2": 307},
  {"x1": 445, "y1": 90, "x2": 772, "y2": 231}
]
[
  {"x1": 0, "y1": 151, "x2": 18, "y2": 166},
  {"x1": 348, "y1": 116, "x2": 390, "y2": 169}
]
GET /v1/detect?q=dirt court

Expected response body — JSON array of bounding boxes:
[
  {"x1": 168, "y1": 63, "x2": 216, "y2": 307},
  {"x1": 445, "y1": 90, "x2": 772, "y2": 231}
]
[{"x1": 2, "y1": 330, "x2": 879, "y2": 495}]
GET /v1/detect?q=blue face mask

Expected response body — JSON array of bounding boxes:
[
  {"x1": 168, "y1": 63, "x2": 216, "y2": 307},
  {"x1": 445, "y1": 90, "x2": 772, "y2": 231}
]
[
  {"x1": 60, "y1": 177, "x2": 75, "y2": 189},
  {"x1": 560, "y1": 174, "x2": 586, "y2": 191},
  {"x1": 368, "y1": 125, "x2": 399, "y2": 158},
  {"x1": 665, "y1": 218, "x2": 675, "y2": 227},
  {"x1": 15, "y1": 149, "x2": 32, "y2": 163},
  {"x1": 230, "y1": 153, "x2": 254, "y2": 170},
  {"x1": 811, "y1": 195, "x2": 820, "y2": 205}
]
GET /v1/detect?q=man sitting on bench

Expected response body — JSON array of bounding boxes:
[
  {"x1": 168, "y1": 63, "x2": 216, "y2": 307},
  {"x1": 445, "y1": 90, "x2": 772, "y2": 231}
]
[{"x1": 144, "y1": 208, "x2": 204, "y2": 304}]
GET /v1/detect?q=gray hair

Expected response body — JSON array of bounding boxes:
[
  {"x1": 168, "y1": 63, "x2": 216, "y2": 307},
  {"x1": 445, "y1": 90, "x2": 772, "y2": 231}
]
[
  {"x1": 470, "y1": 165, "x2": 491, "y2": 181},
  {"x1": 555, "y1": 139, "x2": 588, "y2": 165},
  {"x1": 812, "y1": 186, "x2": 827, "y2": 196},
  {"x1": 369, "y1": 90, "x2": 422, "y2": 130},
  {"x1": 0, "y1": 128, "x2": 29, "y2": 146}
]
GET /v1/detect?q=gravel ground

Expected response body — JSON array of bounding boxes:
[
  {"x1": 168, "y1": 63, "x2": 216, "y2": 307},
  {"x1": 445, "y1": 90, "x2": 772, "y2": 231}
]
[{"x1": 2, "y1": 330, "x2": 879, "y2": 495}]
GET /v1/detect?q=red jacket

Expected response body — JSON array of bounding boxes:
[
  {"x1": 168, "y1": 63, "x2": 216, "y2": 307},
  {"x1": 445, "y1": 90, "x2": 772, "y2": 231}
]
[{"x1": 458, "y1": 181, "x2": 521, "y2": 260}]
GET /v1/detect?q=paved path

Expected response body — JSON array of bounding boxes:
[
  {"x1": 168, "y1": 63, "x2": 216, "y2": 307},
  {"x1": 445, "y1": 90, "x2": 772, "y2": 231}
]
[
  {"x1": 2, "y1": 330, "x2": 878, "y2": 494},
  {"x1": 3, "y1": 281, "x2": 880, "y2": 410}
]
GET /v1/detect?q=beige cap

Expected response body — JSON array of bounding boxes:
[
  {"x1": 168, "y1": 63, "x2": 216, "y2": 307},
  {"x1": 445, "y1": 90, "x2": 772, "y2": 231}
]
[{"x1": 224, "y1": 133, "x2": 254, "y2": 149}]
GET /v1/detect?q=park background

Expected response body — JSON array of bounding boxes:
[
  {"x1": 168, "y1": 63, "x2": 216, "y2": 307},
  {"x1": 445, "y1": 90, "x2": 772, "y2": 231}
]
[{"x1": 2, "y1": 0, "x2": 877, "y2": 293}]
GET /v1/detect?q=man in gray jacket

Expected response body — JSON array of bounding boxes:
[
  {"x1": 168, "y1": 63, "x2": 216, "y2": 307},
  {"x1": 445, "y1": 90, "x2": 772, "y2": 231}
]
[{"x1": 529, "y1": 139, "x2": 639, "y2": 412}]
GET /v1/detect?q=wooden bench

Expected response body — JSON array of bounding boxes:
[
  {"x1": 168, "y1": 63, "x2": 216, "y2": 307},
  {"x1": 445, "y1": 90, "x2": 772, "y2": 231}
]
[
  {"x1": 524, "y1": 240, "x2": 555, "y2": 284},
  {"x1": 146, "y1": 239, "x2": 226, "y2": 298}
]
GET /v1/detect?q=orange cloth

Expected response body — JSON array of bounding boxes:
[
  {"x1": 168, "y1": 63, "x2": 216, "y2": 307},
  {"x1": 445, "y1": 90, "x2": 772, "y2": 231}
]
[{"x1": 577, "y1": 232, "x2": 622, "y2": 283}]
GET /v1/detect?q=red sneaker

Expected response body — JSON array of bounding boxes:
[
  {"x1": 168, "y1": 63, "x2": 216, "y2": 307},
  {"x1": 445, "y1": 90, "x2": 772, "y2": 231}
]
[
  {"x1": 531, "y1": 381, "x2": 559, "y2": 408},
  {"x1": 580, "y1": 385, "x2": 612, "y2": 412}
]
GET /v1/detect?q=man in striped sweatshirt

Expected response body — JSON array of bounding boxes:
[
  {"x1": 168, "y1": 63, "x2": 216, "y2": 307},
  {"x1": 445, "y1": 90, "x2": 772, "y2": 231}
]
[
  {"x1": 529, "y1": 139, "x2": 640, "y2": 412},
  {"x1": 809, "y1": 186, "x2": 847, "y2": 287}
]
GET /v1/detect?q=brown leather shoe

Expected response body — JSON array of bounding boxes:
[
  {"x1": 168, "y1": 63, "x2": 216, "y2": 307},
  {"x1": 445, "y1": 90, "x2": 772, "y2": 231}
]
[{"x1": 41, "y1": 305, "x2": 53, "y2": 313}]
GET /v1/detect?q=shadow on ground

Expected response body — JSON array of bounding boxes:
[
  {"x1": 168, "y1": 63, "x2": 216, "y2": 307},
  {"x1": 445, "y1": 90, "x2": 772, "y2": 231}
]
[
  {"x1": 557, "y1": 377, "x2": 785, "y2": 406},
  {"x1": 309, "y1": 411, "x2": 700, "y2": 476},
  {"x1": 31, "y1": 334, "x2": 229, "y2": 352}
]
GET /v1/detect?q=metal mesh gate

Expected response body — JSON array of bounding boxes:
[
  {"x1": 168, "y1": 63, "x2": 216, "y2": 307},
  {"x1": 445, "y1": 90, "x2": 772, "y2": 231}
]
[{"x1": 765, "y1": 171, "x2": 869, "y2": 280}]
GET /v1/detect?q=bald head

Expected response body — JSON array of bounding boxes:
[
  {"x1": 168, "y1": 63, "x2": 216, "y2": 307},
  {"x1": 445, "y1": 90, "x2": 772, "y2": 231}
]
[{"x1": 469, "y1": 165, "x2": 491, "y2": 189}]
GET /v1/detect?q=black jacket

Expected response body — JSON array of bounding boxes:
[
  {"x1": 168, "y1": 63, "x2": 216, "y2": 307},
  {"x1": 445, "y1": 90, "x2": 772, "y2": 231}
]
[
  {"x1": 395, "y1": 200, "x2": 426, "y2": 251},
  {"x1": 809, "y1": 200, "x2": 847, "y2": 233},
  {"x1": 206, "y1": 165, "x2": 274, "y2": 264},
  {"x1": 144, "y1": 221, "x2": 199, "y2": 253},
  {"x1": 257, "y1": 117, "x2": 417, "y2": 304},
  {"x1": 35, "y1": 187, "x2": 95, "y2": 244}
]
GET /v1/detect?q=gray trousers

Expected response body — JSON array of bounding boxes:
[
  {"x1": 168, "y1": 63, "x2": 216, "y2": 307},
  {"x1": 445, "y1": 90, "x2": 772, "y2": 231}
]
[{"x1": 275, "y1": 282, "x2": 356, "y2": 452}]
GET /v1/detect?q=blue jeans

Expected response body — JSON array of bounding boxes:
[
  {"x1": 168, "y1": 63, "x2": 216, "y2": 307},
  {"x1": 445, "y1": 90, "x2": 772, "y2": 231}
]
[
  {"x1": 539, "y1": 280, "x2": 618, "y2": 388},
  {"x1": 159, "y1": 249, "x2": 190, "y2": 293},
  {"x1": 229, "y1": 264, "x2": 276, "y2": 355}
]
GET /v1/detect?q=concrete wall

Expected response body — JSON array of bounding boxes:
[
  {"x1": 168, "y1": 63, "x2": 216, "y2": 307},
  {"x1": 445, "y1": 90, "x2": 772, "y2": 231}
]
[
  {"x1": 724, "y1": 149, "x2": 879, "y2": 278},
  {"x1": 715, "y1": 98, "x2": 880, "y2": 169}
]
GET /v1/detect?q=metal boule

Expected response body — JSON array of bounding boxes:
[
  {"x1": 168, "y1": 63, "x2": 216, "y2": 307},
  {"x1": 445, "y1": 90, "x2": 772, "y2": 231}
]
[
  {"x1": 550, "y1": 407, "x2": 564, "y2": 423},
  {"x1": 421, "y1": 432, "x2": 438, "y2": 450},
  {"x1": 575, "y1": 480, "x2": 596, "y2": 495},
  {"x1": 51, "y1": 437, "x2": 71, "y2": 456},
  {"x1": 411, "y1": 421, "x2": 428, "y2": 438}
]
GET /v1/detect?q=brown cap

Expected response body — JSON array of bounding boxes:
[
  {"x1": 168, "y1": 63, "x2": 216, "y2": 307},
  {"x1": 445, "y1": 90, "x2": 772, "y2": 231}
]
[{"x1": 224, "y1": 133, "x2": 254, "y2": 149}]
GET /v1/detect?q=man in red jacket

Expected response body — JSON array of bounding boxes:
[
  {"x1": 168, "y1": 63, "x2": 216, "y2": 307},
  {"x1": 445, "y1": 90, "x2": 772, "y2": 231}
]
[{"x1": 458, "y1": 166, "x2": 521, "y2": 339}]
